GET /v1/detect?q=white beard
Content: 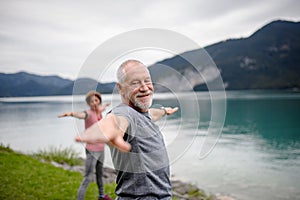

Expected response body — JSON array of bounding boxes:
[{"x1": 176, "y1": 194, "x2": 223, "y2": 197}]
[{"x1": 134, "y1": 98, "x2": 153, "y2": 110}]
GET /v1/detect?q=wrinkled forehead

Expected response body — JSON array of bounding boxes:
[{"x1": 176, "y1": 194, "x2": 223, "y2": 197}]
[{"x1": 123, "y1": 64, "x2": 151, "y2": 82}]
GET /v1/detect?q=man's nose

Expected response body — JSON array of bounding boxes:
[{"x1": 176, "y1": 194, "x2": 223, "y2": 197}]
[{"x1": 139, "y1": 82, "x2": 148, "y2": 90}]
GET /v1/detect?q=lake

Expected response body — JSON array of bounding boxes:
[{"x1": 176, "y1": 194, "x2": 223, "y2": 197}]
[{"x1": 1, "y1": 90, "x2": 299, "y2": 200}]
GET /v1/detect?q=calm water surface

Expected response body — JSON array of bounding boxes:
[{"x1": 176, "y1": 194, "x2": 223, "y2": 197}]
[{"x1": 1, "y1": 91, "x2": 299, "y2": 200}]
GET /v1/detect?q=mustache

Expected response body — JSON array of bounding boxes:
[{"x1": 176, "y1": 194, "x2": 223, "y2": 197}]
[{"x1": 136, "y1": 91, "x2": 153, "y2": 97}]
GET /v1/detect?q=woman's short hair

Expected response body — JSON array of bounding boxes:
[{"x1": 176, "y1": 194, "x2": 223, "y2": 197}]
[{"x1": 85, "y1": 90, "x2": 102, "y2": 104}]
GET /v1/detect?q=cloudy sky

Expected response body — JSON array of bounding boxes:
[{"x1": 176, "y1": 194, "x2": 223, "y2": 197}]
[{"x1": 0, "y1": 0, "x2": 299, "y2": 82}]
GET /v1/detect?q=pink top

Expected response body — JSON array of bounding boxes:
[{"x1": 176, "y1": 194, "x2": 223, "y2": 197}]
[{"x1": 85, "y1": 108, "x2": 105, "y2": 152}]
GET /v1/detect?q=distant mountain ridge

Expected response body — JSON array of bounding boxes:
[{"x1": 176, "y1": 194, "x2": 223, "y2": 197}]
[
  {"x1": 0, "y1": 72, "x2": 115, "y2": 97},
  {"x1": 0, "y1": 20, "x2": 299, "y2": 97},
  {"x1": 204, "y1": 20, "x2": 300, "y2": 90},
  {"x1": 149, "y1": 20, "x2": 300, "y2": 91}
]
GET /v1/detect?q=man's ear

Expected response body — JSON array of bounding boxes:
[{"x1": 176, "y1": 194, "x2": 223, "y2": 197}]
[{"x1": 116, "y1": 83, "x2": 123, "y2": 95}]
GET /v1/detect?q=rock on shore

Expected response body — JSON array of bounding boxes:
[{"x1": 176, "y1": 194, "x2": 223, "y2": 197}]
[{"x1": 51, "y1": 161, "x2": 236, "y2": 200}]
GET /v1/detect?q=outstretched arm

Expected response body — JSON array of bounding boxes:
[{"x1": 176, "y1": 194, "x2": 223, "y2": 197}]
[
  {"x1": 75, "y1": 113, "x2": 131, "y2": 152},
  {"x1": 100, "y1": 102, "x2": 111, "y2": 111},
  {"x1": 150, "y1": 107, "x2": 179, "y2": 122},
  {"x1": 58, "y1": 111, "x2": 87, "y2": 119}
]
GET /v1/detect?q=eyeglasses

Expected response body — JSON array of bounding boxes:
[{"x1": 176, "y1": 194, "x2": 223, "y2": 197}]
[{"x1": 127, "y1": 79, "x2": 153, "y2": 89}]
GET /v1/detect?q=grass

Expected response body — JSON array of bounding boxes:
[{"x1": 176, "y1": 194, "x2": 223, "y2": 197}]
[
  {"x1": 0, "y1": 144, "x2": 214, "y2": 200},
  {"x1": 0, "y1": 144, "x2": 116, "y2": 200},
  {"x1": 188, "y1": 187, "x2": 214, "y2": 200},
  {"x1": 33, "y1": 145, "x2": 83, "y2": 166}
]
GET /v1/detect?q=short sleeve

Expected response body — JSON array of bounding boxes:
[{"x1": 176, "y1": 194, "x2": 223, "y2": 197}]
[{"x1": 111, "y1": 104, "x2": 136, "y2": 125}]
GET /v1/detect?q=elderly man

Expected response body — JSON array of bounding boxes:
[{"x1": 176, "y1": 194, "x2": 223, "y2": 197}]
[{"x1": 76, "y1": 59, "x2": 178, "y2": 199}]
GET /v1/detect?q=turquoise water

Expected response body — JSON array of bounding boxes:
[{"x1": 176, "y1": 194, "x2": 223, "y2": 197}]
[{"x1": 0, "y1": 91, "x2": 299, "y2": 200}]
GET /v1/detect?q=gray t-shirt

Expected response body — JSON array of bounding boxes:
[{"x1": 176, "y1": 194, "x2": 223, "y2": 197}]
[{"x1": 111, "y1": 104, "x2": 172, "y2": 199}]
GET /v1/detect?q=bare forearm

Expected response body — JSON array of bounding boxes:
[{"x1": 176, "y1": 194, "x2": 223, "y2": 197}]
[
  {"x1": 58, "y1": 111, "x2": 87, "y2": 119},
  {"x1": 150, "y1": 108, "x2": 167, "y2": 122},
  {"x1": 76, "y1": 121, "x2": 109, "y2": 143},
  {"x1": 150, "y1": 107, "x2": 179, "y2": 122},
  {"x1": 75, "y1": 114, "x2": 131, "y2": 152},
  {"x1": 100, "y1": 102, "x2": 111, "y2": 110}
]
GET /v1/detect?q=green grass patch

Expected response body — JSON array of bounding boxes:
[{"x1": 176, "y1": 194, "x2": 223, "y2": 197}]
[
  {"x1": 33, "y1": 145, "x2": 83, "y2": 166},
  {"x1": 0, "y1": 144, "x2": 116, "y2": 200},
  {"x1": 187, "y1": 187, "x2": 214, "y2": 200},
  {"x1": 0, "y1": 144, "x2": 213, "y2": 200},
  {"x1": 0, "y1": 143, "x2": 14, "y2": 153}
]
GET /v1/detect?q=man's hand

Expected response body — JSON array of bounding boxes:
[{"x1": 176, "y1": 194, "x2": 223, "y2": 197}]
[
  {"x1": 150, "y1": 106, "x2": 179, "y2": 122},
  {"x1": 75, "y1": 114, "x2": 131, "y2": 152},
  {"x1": 164, "y1": 107, "x2": 179, "y2": 115}
]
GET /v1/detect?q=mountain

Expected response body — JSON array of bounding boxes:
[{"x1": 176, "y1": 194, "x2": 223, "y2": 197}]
[
  {"x1": 0, "y1": 72, "x2": 115, "y2": 97},
  {"x1": 0, "y1": 72, "x2": 72, "y2": 97},
  {"x1": 149, "y1": 20, "x2": 300, "y2": 91},
  {"x1": 1, "y1": 20, "x2": 299, "y2": 97}
]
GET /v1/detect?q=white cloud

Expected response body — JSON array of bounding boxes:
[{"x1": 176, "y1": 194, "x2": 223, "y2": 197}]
[{"x1": 0, "y1": 0, "x2": 299, "y2": 81}]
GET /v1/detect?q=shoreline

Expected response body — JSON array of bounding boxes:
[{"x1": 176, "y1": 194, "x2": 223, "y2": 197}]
[
  {"x1": 51, "y1": 161, "x2": 236, "y2": 200},
  {"x1": 5, "y1": 145, "x2": 236, "y2": 200}
]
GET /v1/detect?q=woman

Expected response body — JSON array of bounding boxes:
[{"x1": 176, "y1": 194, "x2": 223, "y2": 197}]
[{"x1": 58, "y1": 90, "x2": 112, "y2": 200}]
